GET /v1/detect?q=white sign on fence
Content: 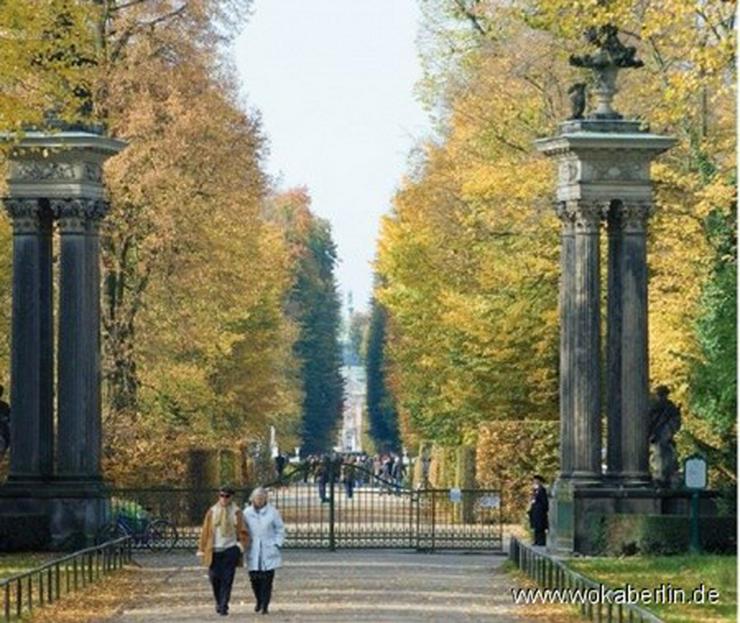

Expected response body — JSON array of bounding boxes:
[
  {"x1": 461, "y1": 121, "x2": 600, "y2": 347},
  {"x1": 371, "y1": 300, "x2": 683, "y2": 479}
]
[
  {"x1": 449, "y1": 488, "x2": 462, "y2": 503},
  {"x1": 478, "y1": 494, "x2": 500, "y2": 509}
]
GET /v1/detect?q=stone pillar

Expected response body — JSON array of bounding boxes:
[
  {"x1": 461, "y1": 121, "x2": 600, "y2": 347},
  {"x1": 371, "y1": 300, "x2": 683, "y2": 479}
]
[
  {"x1": 54, "y1": 198, "x2": 106, "y2": 482},
  {"x1": 555, "y1": 202, "x2": 576, "y2": 479},
  {"x1": 606, "y1": 201, "x2": 622, "y2": 478},
  {"x1": 4, "y1": 198, "x2": 54, "y2": 482},
  {"x1": 571, "y1": 201, "x2": 602, "y2": 481},
  {"x1": 617, "y1": 200, "x2": 651, "y2": 483}
]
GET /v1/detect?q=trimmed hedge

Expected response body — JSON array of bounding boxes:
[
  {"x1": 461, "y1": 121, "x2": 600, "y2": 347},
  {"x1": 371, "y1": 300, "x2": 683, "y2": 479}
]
[
  {"x1": 476, "y1": 420, "x2": 559, "y2": 522},
  {"x1": 592, "y1": 513, "x2": 737, "y2": 555},
  {"x1": 0, "y1": 514, "x2": 49, "y2": 552}
]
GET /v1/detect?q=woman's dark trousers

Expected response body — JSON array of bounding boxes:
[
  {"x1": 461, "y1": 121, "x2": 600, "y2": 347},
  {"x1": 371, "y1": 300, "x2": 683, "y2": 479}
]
[
  {"x1": 249, "y1": 570, "x2": 275, "y2": 612},
  {"x1": 209, "y1": 546, "x2": 240, "y2": 614}
]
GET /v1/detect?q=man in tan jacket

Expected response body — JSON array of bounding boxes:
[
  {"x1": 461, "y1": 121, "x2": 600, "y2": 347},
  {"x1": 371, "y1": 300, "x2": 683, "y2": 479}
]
[{"x1": 197, "y1": 485, "x2": 249, "y2": 616}]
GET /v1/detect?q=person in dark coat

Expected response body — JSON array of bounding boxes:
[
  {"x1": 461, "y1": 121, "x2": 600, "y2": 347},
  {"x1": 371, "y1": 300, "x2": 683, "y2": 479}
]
[{"x1": 527, "y1": 475, "x2": 549, "y2": 546}]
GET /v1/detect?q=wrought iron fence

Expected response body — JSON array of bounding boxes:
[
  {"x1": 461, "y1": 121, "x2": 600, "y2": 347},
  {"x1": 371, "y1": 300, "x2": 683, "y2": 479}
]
[
  {"x1": 509, "y1": 537, "x2": 663, "y2": 623},
  {"x1": 0, "y1": 536, "x2": 132, "y2": 622},
  {"x1": 106, "y1": 462, "x2": 503, "y2": 551}
]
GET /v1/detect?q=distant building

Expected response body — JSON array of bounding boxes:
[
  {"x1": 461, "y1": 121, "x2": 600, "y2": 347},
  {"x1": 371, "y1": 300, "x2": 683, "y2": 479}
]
[
  {"x1": 340, "y1": 364, "x2": 365, "y2": 452},
  {"x1": 337, "y1": 291, "x2": 366, "y2": 452}
]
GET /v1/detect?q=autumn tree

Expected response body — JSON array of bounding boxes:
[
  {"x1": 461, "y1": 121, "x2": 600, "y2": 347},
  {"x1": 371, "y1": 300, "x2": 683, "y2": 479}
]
[
  {"x1": 375, "y1": 0, "x2": 735, "y2": 469},
  {"x1": 0, "y1": 0, "x2": 305, "y2": 483}
]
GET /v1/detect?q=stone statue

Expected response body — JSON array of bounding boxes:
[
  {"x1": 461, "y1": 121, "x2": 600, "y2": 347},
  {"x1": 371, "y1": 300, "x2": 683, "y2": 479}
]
[
  {"x1": 569, "y1": 24, "x2": 643, "y2": 119},
  {"x1": 567, "y1": 83, "x2": 587, "y2": 119},
  {"x1": 0, "y1": 385, "x2": 9, "y2": 460},
  {"x1": 570, "y1": 24, "x2": 644, "y2": 72},
  {"x1": 648, "y1": 386, "x2": 681, "y2": 486}
]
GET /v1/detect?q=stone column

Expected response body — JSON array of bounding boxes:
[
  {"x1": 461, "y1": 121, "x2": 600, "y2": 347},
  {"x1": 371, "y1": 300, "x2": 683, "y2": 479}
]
[
  {"x1": 54, "y1": 198, "x2": 106, "y2": 481},
  {"x1": 571, "y1": 200, "x2": 602, "y2": 481},
  {"x1": 555, "y1": 202, "x2": 576, "y2": 478},
  {"x1": 4, "y1": 198, "x2": 54, "y2": 482},
  {"x1": 618, "y1": 200, "x2": 651, "y2": 483},
  {"x1": 606, "y1": 201, "x2": 622, "y2": 478}
]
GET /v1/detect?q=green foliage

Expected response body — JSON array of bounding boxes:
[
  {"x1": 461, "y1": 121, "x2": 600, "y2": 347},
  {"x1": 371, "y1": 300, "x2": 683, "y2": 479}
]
[
  {"x1": 591, "y1": 513, "x2": 737, "y2": 556},
  {"x1": 689, "y1": 205, "x2": 737, "y2": 487},
  {"x1": 365, "y1": 298, "x2": 400, "y2": 452},
  {"x1": 281, "y1": 194, "x2": 344, "y2": 455}
]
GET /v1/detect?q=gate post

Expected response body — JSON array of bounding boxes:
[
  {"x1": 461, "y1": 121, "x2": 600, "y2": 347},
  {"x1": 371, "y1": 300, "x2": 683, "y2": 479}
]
[{"x1": 328, "y1": 458, "x2": 336, "y2": 551}]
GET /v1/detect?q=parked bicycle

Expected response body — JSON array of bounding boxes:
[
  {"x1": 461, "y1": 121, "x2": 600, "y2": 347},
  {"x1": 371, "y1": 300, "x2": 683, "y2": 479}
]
[{"x1": 96, "y1": 505, "x2": 178, "y2": 553}]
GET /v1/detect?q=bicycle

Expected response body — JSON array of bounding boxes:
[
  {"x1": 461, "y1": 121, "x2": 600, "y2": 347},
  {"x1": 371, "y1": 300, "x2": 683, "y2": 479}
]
[{"x1": 96, "y1": 507, "x2": 179, "y2": 553}]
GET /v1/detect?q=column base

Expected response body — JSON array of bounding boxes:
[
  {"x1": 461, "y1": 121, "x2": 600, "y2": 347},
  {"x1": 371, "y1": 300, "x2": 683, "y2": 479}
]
[
  {"x1": 615, "y1": 471, "x2": 652, "y2": 487},
  {"x1": 568, "y1": 470, "x2": 604, "y2": 486},
  {"x1": 549, "y1": 483, "x2": 668, "y2": 555},
  {"x1": 0, "y1": 479, "x2": 109, "y2": 550}
]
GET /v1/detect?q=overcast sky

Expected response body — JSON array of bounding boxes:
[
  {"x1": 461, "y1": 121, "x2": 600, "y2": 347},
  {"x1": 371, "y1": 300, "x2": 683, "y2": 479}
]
[{"x1": 233, "y1": 0, "x2": 430, "y2": 313}]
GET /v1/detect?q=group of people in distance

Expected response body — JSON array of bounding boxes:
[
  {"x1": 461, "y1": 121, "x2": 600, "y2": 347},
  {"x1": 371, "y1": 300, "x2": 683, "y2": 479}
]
[
  {"x1": 298, "y1": 452, "x2": 408, "y2": 501},
  {"x1": 197, "y1": 485, "x2": 285, "y2": 616}
]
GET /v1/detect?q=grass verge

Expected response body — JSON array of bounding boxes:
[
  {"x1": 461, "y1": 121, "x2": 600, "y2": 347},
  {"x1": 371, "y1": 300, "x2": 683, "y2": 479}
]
[{"x1": 568, "y1": 555, "x2": 737, "y2": 623}]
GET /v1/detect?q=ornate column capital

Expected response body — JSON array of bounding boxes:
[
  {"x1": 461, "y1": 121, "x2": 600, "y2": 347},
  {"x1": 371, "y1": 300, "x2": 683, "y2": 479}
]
[
  {"x1": 554, "y1": 201, "x2": 576, "y2": 234},
  {"x1": 51, "y1": 198, "x2": 108, "y2": 233},
  {"x1": 620, "y1": 200, "x2": 652, "y2": 233},
  {"x1": 608, "y1": 200, "x2": 652, "y2": 233},
  {"x1": 3, "y1": 198, "x2": 43, "y2": 233}
]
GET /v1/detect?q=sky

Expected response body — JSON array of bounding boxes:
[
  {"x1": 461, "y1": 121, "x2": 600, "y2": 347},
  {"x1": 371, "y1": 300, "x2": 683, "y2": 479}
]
[{"x1": 233, "y1": 0, "x2": 430, "y2": 313}]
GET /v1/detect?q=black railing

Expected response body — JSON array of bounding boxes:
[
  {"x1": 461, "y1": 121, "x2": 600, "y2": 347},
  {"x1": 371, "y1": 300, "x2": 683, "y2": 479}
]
[
  {"x1": 0, "y1": 536, "x2": 132, "y2": 622},
  {"x1": 509, "y1": 537, "x2": 663, "y2": 623},
  {"x1": 106, "y1": 463, "x2": 504, "y2": 551}
]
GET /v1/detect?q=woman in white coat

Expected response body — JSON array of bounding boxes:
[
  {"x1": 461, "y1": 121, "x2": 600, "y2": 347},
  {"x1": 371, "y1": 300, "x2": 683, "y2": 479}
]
[{"x1": 244, "y1": 487, "x2": 285, "y2": 615}]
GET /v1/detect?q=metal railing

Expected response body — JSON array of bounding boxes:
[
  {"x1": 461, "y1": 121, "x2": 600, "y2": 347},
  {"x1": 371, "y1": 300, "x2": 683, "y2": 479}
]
[
  {"x1": 107, "y1": 467, "x2": 504, "y2": 552},
  {"x1": 509, "y1": 537, "x2": 663, "y2": 623},
  {"x1": 0, "y1": 536, "x2": 132, "y2": 622}
]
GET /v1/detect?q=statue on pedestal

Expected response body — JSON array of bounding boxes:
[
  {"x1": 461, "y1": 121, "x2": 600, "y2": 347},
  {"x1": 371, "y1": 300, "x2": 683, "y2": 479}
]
[{"x1": 648, "y1": 386, "x2": 682, "y2": 486}]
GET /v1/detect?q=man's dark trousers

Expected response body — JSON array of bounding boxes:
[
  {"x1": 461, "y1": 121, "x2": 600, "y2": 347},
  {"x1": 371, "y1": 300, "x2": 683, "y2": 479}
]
[{"x1": 209, "y1": 546, "x2": 240, "y2": 614}]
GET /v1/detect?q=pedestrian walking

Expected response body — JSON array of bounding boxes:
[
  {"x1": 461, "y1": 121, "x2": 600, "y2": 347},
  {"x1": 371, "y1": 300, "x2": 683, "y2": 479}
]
[
  {"x1": 527, "y1": 475, "x2": 549, "y2": 546},
  {"x1": 316, "y1": 457, "x2": 329, "y2": 502},
  {"x1": 244, "y1": 487, "x2": 285, "y2": 615},
  {"x1": 342, "y1": 460, "x2": 354, "y2": 499},
  {"x1": 196, "y1": 485, "x2": 249, "y2": 616}
]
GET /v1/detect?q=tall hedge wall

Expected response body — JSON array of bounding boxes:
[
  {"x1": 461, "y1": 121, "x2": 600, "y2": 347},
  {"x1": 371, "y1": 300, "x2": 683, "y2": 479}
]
[{"x1": 476, "y1": 420, "x2": 559, "y2": 522}]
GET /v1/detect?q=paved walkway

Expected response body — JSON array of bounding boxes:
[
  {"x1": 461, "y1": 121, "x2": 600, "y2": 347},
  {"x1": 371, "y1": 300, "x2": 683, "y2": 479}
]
[{"x1": 105, "y1": 550, "x2": 573, "y2": 623}]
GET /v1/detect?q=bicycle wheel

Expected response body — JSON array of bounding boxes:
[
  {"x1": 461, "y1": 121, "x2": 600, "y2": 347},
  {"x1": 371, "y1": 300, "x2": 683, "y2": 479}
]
[{"x1": 146, "y1": 519, "x2": 178, "y2": 553}]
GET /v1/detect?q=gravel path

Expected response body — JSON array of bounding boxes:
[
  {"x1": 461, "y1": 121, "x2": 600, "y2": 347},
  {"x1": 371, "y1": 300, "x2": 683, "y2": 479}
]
[{"x1": 105, "y1": 550, "x2": 572, "y2": 623}]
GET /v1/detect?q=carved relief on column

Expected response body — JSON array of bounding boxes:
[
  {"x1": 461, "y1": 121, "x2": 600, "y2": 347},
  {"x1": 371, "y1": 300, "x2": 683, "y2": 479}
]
[
  {"x1": 51, "y1": 198, "x2": 108, "y2": 232},
  {"x1": 618, "y1": 200, "x2": 652, "y2": 233},
  {"x1": 4, "y1": 198, "x2": 42, "y2": 233}
]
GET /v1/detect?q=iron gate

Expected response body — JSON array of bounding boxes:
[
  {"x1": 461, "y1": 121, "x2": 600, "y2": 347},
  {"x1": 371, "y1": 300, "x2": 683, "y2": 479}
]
[{"x1": 105, "y1": 460, "x2": 503, "y2": 552}]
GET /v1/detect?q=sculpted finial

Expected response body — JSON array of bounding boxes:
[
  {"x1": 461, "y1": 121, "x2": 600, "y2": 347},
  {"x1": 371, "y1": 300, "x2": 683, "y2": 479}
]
[{"x1": 569, "y1": 24, "x2": 643, "y2": 119}]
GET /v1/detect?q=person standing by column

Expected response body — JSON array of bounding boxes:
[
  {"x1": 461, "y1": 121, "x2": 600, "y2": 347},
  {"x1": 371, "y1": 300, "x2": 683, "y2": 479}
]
[
  {"x1": 527, "y1": 475, "x2": 549, "y2": 547},
  {"x1": 245, "y1": 487, "x2": 285, "y2": 615},
  {"x1": 197, "y1": 485, "x2": 249, "y2": 616}
]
